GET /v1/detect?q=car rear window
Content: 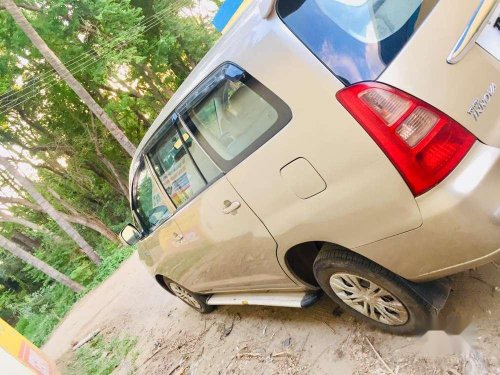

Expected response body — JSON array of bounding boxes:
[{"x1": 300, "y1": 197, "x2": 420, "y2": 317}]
[{"x1": 277, "y1": 0, "x2": 438, "y2": 85}]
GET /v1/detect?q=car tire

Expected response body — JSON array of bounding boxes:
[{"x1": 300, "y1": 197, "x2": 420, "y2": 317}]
[
  {"x1": 166, "y1": 280, "x2": 215, "y2": 314},
  {"x1": 313, "y1": 245, "x2": 434, "y2": 335}
]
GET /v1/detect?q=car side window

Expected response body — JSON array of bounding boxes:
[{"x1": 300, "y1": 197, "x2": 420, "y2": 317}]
[
  {"x1": 179, "y1": 63, "x2": 292, "y2": 172},
  {"x1": 148, "y1": 120, "x2": 221, "y2": 208},
  {"x1": 132, "y1": 162, "x2": 171, "y2": 233}
]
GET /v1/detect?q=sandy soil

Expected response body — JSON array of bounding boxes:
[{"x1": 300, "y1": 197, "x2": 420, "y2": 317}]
[{"x1": 43, "y1": 252, "x2": 499, "y2": 374}]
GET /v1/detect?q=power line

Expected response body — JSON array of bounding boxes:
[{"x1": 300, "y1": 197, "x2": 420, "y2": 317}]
[
  {"x1": 1, "y1": 4, "x2": 186, "y2": 113},
  {"x1": 0, "y1": 0, "x2": 189, "y2": 110},
  {"x1": 0, "y1": 4, "x2": 184, "y2": 108},
  {"x1": 0, "y1": 0, "x2": 190, "y2": 113},
  {"x1": 0, "y1": 0, "x2": 190, "y2": 104}
]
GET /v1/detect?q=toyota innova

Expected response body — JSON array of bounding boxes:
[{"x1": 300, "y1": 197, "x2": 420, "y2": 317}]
[{"x1": 121, "y1": 0, "x2": 500, "y2": 334}]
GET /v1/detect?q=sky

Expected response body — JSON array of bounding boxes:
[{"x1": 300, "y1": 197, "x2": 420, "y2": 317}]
[
  {"x1": 181, "y1": 0, "x2": 219, "y2": 19},
  {"x1": 0, "y1": 145, "x2": 38, "y2": 207}
]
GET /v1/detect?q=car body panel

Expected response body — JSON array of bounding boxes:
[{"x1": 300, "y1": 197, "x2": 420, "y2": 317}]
[
  {"x1": 132, "y1": 3, "x2": 423, "y2": 291},
  {"x1": 221, "y1": 7, "x2": 423, "y2": 285},
  {"x1": 137, "y1": 216, "x2": 182, "y2": 270},
  {"x1": 130, "y1": 1, "x2": 500, "y2": 293},
  {"x1": 380, "y1": 0, "x2": 500, "y2": 146},
  {"x1": 159, "y1": 176, "x2": 296, "y2": 293},
  {"x1": 355, "y1": 141, "x2": 500, "y2": 281}
]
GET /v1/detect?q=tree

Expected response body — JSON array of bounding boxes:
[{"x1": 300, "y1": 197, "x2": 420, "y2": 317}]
[
  {"x1": 0, "y1": 212, "x2": 54, "y2": 236},
  {"x1": 0, "y1": 0, "x2": 220, "y2": 342},
  {"x1": 0, "y1": 233, "x2": 83, "y2": 292},
  {"x1": 0, "y1": 0, "x2": 137, "y2": 157},
  {"x1": 0, "y1": 157, "x2": 102, "y2": 264},
  {"x1": 0, "y1": 195, "x2": 119, "y2": 243}
]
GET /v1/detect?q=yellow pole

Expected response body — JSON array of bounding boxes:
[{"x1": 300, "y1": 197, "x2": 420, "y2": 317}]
[{"x1": 0, "y1": 318, "x2": 58, "y2": 374}]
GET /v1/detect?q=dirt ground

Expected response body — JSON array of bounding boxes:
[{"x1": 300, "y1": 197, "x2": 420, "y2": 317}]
[{"x1": 43, "y1": 252, "x2": 499, "y2": 374}]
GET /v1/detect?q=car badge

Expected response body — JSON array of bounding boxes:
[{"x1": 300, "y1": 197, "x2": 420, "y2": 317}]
[{"x1": 468, "y1": 83, "x2": 496, "y2": 121}]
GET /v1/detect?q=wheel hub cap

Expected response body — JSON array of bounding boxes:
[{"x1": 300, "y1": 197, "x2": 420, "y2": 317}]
[
  {"x1": 170, "y1": 283, "x2": 201, "y2": 309},
  {"x1": 329, "y1": 273, "x2": 409, "y2": 326}
]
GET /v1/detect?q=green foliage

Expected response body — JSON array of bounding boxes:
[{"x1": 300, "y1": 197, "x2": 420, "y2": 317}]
[
  {"x1": 0, "y1": 0, "x2": 219, "y2": 350},
  {"x1": 12, "y1": 244, "x2": 135, "y2": 346},
  {"x1": 0, "y1": 288, "x2": 19, "y2": 324},
  {"x1": 85, "y1": 244, "x2": 135, "y2": 290},
  {"x1": 0, "y1": 250, "x2": 44, "y2": 324},
  {"x1": 14, "y1": 283, "x2": 77, "y2": 346},
  {"x1": 67, "y1": 335, "x2": 138, "y2": 375}
]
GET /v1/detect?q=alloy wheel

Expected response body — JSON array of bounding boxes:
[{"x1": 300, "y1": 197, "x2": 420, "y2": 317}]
[
  {"x1": 169, "y1": 283, "x2": 201, "y2": 309},
  {"x1": 329, "y1": 273, "x2": 409, "y2": 325}
]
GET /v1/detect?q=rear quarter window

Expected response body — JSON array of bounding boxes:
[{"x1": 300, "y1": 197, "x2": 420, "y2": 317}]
[
  {"x1": 277, "y1": 0, "x2": 438, "y2": 85},
  {"x1": 178, "y1": 63, "x2": 292, "y2": 172}
]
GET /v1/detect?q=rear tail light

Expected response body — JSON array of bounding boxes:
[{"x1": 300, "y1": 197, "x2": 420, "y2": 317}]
[{"x1": 336, "y1": 82, "x2": 476, "y2": 196}]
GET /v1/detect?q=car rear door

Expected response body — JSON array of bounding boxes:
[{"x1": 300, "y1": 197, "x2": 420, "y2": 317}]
[
  {"x1": 146, "y1": 111, "x2": 294, "y2": 293},
  {"x1": 380, "y1": 0, "x2": 500, "y2": 146}
]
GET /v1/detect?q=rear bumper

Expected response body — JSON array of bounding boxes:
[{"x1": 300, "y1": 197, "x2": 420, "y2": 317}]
[{"x1": 355, "y1": 141, "x2": 500, "y2": 282}]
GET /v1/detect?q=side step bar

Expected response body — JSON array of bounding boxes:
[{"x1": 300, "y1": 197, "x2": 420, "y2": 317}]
[{"x1": 206, "y1": 291, "x2": 320, "y2": 308}]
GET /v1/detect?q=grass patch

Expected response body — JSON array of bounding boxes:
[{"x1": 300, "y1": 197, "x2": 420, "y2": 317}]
[
  {"x1": 13, "y1": 245, "x2": 135, "y2": 346},
  {"x1": 14, "y1": 284, "x2": 78, "y2": 347},
  {"x1": 66, "y1": 335, "x2": 137, "y2": 375},
  {"x1": 85, "y1": 245, "x2": 135, "y2": 290}
]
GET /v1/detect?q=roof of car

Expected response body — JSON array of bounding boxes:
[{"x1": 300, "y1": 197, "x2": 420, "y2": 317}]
[{"x1": 129, "y1": 2, "x2": 261, "y2": 182}]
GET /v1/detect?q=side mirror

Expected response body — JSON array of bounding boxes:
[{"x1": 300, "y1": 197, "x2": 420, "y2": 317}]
[{"x1": 120, "y1": 224, "x2": 142, "y2": 246}]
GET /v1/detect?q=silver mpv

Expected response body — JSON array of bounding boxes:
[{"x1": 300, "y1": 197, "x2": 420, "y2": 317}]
[{"x1": 121, "y1": 0, "x2": 500, "y2": 334}]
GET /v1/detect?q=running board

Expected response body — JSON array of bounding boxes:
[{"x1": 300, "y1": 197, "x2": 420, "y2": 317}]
[{"x1": 206, "y1": 291, "x2": 319, "y2": 308}]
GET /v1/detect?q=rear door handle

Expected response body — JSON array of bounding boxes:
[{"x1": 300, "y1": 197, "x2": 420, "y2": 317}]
[
  {"x1": 447, "y1": 0, "x2": 498, "y2": 64},
  {"x1": 222, "y1": 200, "x2": 241, "y2": 214}
]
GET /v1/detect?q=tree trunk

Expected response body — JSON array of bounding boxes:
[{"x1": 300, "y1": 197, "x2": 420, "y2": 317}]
[
  {"x1": 5, "y1": 147, "x2": 66, "y2": 178},
  {"x1": 0, "y1": 195, "x2": 119, "y2": 243},
  {"x1": 46, "y1": 187, "x2": 120, "y2": 243},
  {"x1": 1, "y1": 0, "x2": 136, "y2": 157},
  {"x1": 0, "y1": 214, "x2": 64, "y2": 242},
  {"x1": 0, "y1": 2, "x2": 40, "y2": 12},
  {"x1": 97, "y1": 154, "x2": 129, "y2": 198},
  {"x1": 0, "y1": 157, "x2": 102, "y2": 264},
  {"x1": 135, "y1": 109, "x2": 151, "y2": 129},
  {"x1": 0, "y1": 169, "x2": 24, "y2": 196},
  {"x1": 0, "y1": 214, "x2": 48, "y2": 234},
  {"x1": 133, "y1": 63, "x2": 169, "y2": 104},
  {"x1": 0, "y1": 233, "x2": 84, "y2": 292},
  {"x1": 85, "y1": 114, "x2": 128, "y2": 199},
  {"x1": 11, "y1": 231, "x2": 40, "y2": 251},
  {"x1": 0, "y1": 195, "x2": 42, "y2": 211},
  {"x1": 60, "y1": 213, "x2": 119, "y2": 243},
  {"x1": 15, "y1": 108, "x2": 51, "y2": 137}
]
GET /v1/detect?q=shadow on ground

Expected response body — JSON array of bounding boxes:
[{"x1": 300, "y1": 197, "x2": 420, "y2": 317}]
[{"x1": 44, "y1": 253, "x2": 499, "y2": 374}]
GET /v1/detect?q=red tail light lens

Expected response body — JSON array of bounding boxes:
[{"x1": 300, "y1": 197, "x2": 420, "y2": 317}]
[{"x1": 336, "y1": 82, "x2": 476, "y2": 196}]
